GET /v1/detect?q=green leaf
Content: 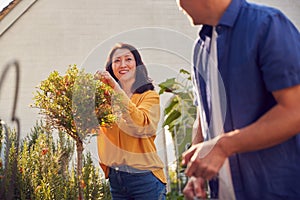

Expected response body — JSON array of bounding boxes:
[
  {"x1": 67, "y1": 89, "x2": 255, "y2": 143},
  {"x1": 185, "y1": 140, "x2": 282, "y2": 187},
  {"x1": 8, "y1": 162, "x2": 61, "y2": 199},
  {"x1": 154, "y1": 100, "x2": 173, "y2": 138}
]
[
  {"x1": 163, "y1": 110, "x2": 181, "y2": 127},
  {"x1": 158, "y1": 78, "x2": 177, "y2": 94},
  {"x1": 164, "y1": 97, "x2": 179, "y2": 115},
  {"x1": 179, "y1": 68, "x2": 190, "y2": 75}
]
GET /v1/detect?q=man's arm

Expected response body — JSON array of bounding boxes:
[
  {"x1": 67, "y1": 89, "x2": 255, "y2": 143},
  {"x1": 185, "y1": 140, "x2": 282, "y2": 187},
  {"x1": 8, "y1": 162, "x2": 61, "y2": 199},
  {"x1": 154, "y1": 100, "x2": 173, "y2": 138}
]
[
  {"x1": 221, "y1": 84, "x2": 300, "y2": 155},
  {"x1": 183, "y1": 84, "x2": 300, "y2": 180}
]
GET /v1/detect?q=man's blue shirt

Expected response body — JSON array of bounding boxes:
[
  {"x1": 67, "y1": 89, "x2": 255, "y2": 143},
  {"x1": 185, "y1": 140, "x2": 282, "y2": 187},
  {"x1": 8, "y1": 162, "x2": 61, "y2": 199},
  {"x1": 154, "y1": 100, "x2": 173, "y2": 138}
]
[{"x1": 192, "y1": 0, "x2": 300, "y2": 199}]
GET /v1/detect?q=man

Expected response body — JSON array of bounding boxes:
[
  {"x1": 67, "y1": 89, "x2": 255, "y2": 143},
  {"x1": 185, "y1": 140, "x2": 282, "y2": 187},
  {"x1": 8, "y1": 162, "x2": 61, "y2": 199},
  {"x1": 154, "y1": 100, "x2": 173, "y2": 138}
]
[{"x1": 176, "y1": 0, "x2": 300, "y2": 199}]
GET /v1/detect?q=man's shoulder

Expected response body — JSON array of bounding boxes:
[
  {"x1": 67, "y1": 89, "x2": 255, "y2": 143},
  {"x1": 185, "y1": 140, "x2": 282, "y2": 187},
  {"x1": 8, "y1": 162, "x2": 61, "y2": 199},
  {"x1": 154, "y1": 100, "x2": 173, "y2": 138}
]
[
  {"x1": 241, "y1": 1, "x2": 285, "y2": 20},
  {"x1": 234, "y1": 1, "x2": 293, "y2": 35}
]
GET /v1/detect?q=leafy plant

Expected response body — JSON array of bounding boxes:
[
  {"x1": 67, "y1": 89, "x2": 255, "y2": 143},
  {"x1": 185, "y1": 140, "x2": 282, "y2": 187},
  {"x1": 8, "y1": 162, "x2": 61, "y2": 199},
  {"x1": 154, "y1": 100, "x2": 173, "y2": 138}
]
[
  {"x1": 32, "y1": 65, "x2": 117, "y2": 199},
  {"x1": 1, "y1": 122, "x2": 111, "y2": 199},
  {"x1": 82, "y1": 153, "x2": 111, "y2": 200},
  {"x1": 18, "y1": 126, "x2": 76, "y2": 200},
  {"x1": 0, "y1": 124, "x2": 19, "y2": 199},
  {"x1": 159, "y1": 69, "x2": 196, "y2": 196},
  {"x1": 0, "y1": 121, "x2": 3, "y2": 175},
  {"x1": 159, "y1": 69, "x2": 196, "y2": 154}
]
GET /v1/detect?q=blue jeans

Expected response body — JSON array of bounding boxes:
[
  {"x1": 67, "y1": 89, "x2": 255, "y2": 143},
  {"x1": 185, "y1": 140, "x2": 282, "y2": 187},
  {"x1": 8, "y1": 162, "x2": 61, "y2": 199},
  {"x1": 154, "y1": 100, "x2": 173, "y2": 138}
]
[{"x1": 108, "y1": 167, "x2": 166, "y2": 200}]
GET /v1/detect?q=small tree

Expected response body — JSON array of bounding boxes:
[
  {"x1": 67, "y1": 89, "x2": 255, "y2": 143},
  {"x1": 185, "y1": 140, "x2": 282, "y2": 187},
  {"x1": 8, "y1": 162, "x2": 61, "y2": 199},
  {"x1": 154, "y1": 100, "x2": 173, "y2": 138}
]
[{"x1": 32, "y1": 65, "x2": 117, "y2": 199}]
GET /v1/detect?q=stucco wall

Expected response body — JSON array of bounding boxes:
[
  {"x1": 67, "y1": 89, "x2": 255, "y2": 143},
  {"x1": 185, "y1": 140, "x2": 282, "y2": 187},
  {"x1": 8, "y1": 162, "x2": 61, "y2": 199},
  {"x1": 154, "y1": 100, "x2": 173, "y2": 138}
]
[{"x1": 0, "y1": 0, "x2": 198, "y2": 135}]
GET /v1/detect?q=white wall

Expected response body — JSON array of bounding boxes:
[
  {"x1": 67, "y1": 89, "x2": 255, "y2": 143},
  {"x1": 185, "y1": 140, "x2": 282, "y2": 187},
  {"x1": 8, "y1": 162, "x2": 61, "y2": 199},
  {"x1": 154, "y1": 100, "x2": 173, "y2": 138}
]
[{"x1": 0, "y1": 0, "x2": 198, "y2": 136}]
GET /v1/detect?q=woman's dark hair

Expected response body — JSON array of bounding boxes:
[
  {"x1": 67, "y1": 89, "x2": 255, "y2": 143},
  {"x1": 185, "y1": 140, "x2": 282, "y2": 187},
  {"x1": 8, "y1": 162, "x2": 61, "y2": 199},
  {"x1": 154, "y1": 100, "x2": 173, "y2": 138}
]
[{"x1": 105, "y1": 43, "x2": 154, "y2": 94}]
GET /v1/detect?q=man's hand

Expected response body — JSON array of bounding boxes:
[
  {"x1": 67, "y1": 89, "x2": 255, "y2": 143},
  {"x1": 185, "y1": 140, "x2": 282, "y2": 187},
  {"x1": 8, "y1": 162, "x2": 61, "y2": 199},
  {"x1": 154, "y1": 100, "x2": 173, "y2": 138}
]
[
  {"x1": 183, "y1": 176, "x2": 207, "y2": 199},
  {"x1": 182, "y1": 136, "x2": 228, "y2": 180}
]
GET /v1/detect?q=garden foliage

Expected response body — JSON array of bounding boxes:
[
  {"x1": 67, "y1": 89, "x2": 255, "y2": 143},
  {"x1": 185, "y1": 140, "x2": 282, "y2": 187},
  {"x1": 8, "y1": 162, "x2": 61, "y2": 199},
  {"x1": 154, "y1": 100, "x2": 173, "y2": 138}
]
[
  {"x1": 0, "y1": 122, "x2": 111, "y2": 199},
  {"x1": 31, "y1": 65, "x2": 117, "y2": 199}
]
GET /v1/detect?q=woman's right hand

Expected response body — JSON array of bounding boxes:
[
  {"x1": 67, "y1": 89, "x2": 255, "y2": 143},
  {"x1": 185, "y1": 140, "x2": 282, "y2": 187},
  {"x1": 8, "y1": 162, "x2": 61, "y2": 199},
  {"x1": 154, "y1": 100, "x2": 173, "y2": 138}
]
[{"x1": 95, "y1": 70, "x2": 118, "y2": 89}]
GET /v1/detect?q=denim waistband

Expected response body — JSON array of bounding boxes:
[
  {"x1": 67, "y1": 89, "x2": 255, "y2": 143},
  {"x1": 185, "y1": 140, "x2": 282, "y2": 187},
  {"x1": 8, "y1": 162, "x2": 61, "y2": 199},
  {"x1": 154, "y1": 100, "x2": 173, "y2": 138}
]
[{"x1": 109, "y1": 165, "x2": 150, "y2": 174}]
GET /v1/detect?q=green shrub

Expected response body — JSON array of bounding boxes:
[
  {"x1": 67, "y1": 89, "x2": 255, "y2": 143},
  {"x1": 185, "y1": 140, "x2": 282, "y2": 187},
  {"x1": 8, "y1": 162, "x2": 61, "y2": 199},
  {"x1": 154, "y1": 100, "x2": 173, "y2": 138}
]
[{"x1": 0, "y1": 122, "x2": 111, "y2": 199}]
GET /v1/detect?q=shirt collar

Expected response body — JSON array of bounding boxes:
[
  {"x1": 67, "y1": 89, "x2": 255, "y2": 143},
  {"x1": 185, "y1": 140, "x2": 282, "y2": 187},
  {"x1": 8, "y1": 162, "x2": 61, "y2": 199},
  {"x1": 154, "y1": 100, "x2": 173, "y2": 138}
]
[
  {"x1": 218, "y1": 0, "x2": 244, "y2": 27},
  {"x1": 199, "y1": 0, "x2": 244, "y2": 39}
]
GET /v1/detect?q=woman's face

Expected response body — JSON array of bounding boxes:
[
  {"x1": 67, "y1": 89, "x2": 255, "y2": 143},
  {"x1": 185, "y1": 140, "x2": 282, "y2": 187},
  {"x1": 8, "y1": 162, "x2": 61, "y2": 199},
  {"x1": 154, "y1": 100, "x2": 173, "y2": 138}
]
[{"x1": 111, "y1": 48, "x2": 137, "y2": 84}]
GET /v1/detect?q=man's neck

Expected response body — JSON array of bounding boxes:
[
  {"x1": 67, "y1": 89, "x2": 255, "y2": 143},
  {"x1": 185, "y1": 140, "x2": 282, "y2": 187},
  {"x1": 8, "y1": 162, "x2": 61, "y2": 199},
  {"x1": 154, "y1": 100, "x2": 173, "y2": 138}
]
[{"x1": 206, "y1": 0, "x2": 232, "y2": 26}]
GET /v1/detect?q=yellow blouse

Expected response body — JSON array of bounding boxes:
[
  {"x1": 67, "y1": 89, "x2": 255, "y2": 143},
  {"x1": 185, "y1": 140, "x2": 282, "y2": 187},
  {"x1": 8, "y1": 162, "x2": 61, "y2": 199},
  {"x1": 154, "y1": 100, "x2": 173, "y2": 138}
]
[{"x1": 97, "y1": 90, "x2": 166, "y2": 184}]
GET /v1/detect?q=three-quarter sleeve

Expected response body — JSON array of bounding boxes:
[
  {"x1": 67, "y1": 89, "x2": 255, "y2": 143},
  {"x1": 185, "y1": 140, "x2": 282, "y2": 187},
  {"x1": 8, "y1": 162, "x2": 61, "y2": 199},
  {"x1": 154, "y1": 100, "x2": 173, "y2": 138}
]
[{"x1": 116, "y1": 90, "x2": 160, "y2": 137}]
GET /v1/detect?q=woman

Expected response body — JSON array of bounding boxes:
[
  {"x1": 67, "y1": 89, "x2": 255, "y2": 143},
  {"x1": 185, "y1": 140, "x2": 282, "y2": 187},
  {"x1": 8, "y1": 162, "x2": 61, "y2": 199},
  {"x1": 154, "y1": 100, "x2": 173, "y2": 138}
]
[{"x1": 95, "y1": 43, "x2": 167, "y2": 200}]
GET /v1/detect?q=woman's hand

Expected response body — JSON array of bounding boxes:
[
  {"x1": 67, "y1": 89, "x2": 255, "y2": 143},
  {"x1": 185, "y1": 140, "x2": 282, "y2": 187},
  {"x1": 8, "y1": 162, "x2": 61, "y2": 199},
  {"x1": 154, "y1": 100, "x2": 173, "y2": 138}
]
[
  {"x1": 94, "y1": 70, "x2": 128, "y2": 112},
  {"x1": 95, "y1": 70, "x2": 118, "y2": 89}
]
